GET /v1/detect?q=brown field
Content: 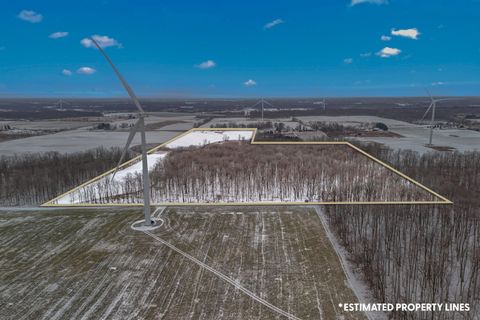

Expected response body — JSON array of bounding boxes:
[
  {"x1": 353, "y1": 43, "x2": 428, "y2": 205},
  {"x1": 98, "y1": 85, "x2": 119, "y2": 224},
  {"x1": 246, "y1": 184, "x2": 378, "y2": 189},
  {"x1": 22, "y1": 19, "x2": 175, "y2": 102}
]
[{"x1": 0, "y1": 206, "x2": 367, "y2": 319}]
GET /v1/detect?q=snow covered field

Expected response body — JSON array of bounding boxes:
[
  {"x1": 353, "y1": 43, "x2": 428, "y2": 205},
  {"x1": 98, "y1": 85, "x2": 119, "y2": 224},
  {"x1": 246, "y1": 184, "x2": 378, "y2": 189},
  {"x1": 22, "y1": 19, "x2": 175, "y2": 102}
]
[
  {"x1": 0, "y1": 114, "x2": 198, "y2": 156},
  {"x1": 297, "y1": 115, "x2": 480, "y2": 153},
  {"x1": 0, "y1": 130, "x2": 180, "y2": 156},
  {"x1": 164, "y1": 130, "x2": 253, "y2": 148}
]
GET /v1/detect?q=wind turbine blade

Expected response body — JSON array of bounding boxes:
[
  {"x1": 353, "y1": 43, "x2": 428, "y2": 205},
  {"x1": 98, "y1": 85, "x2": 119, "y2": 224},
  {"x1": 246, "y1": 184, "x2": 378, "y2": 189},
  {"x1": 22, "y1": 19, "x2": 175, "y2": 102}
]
[
  {"x1": 111, "y1": 118, "x2": 141, "y2": 180},
  {"x1": 90, "y1": 38, "x2": 145, "y2": 114},
  {"x1": 263, "y1": 100, "x2": 275, "y2": 108},
  {"x1": 420, "y1": 102, "x2": 434, "y2": 121},
  {"x1": 425, "y1": 88, "x2": 434, "y2": 102},
  {"x1": 251, "y1": 100, "x2": 261, "y2": 108}
]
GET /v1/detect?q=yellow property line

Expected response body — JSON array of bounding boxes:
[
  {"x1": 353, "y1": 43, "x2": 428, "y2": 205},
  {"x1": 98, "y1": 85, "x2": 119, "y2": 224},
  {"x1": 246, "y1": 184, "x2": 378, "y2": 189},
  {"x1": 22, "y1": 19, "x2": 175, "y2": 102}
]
[{"x1": 42, "y1": 127, "x2": 452, "y2": 207}]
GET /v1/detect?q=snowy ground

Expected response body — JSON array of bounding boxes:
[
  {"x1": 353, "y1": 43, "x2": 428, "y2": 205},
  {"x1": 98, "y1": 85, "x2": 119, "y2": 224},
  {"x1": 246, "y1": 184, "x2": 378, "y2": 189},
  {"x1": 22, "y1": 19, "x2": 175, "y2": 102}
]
[
  {"x1": 297, "y1": 115, "x2": 480, "y2": 153},
  {"x1": 0, "y1": 207, "x2": 368, "y2": 320},
  {"x1": 47, "y1": 129, "x2": 440, "y2": 206},
  {"x1": 315, "y1": 206, "x2": 386, "y2": 320},
  {"x1": 355, "y1": 127, "x2": 480, "y2": 153},
  {"x1": 52, "y1": 130, "x2": 254, "y2": 205},
  {"x1": 164, "y1": 130, "x2": 253, "y2": 148},
  {"x1": 55, "y1": 153, "x2": 167, "y2": 205},
  {"x1": 0, "y1": 114, "x2": 197, "y2": 156},
  {"x1": 0, "y1": 130, "x2": 180, "y2": 156},
  {"x1": 113, "y1": 153, "x2": 167, "y2": 182}
]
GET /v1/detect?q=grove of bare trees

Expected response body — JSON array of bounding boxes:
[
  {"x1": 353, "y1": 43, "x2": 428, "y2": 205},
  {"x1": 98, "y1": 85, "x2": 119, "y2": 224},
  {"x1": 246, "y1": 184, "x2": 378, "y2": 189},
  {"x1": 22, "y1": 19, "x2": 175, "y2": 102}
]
[
  {"x1": 68, "y1": 142, "x2": 436, "y2": 204},
  {"x1": 152, "y1": 143, "x2": 435, "y2": 203},
  {"x1": 326, "y1": 144, "x2": 480, "y2": 319},
  {"x1": 0, "y1": 147, "x2": 130, "y2": 206}
]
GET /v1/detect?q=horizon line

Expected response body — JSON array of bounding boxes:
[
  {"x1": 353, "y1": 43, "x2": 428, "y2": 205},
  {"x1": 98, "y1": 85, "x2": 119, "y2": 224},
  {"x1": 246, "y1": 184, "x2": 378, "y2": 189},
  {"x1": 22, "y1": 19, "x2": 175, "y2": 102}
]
[{"x1": 0, "y1": 94, "x2": 478, "y2": 100}]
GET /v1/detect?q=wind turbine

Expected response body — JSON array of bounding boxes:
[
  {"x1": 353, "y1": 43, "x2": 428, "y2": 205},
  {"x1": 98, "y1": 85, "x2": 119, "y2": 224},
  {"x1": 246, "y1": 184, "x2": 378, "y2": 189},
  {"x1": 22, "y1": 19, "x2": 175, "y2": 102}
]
[
  {"x1": 261, "y1": 98, "x2": 264, "y2": 121},
  {"x1": 322, "y1": 97, "x2": 326, "y2": 111},
  {"x1": 421, "y1": 89, "x2": 458, "y2": 146},
  {"x1": 91, "y1": 38, "x2": 153, "y2": 226},
  {"x1": 54, "y1": 98, "x2": 70, "y2": 109},
  {"x1": 251, "y1": 98, "x2": 274, "y2": 121}
]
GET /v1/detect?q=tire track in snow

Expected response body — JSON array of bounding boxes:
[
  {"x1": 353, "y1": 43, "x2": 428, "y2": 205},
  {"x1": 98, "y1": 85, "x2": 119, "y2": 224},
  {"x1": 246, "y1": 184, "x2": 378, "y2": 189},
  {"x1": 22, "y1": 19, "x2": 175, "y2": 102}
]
[
  {"x1": 315, "y1": 206, "x2": 373, "y2": 320},
  {"x1": 143, "y1": 230, "x2": 302, "y2": 320}
]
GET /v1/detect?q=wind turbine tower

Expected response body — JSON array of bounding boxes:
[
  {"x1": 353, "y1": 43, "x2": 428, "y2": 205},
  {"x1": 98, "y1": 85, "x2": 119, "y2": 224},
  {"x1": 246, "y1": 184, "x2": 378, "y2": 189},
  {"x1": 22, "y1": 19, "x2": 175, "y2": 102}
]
[
  {"x1": 91, "y1": 38, "x2": 153, "y2": 226},
  {"x1": 251, "y1": 98, "x2": 274, "y2": 121},
  {"x1": 421, "y1": 89, "x2": 458, "y2": 146},
  {"x1": 55, "y1": 99, "x2": 70, "y2": 110},
  {"x1": 261, "y1": 98, "x2": 264, "y2": 121}
]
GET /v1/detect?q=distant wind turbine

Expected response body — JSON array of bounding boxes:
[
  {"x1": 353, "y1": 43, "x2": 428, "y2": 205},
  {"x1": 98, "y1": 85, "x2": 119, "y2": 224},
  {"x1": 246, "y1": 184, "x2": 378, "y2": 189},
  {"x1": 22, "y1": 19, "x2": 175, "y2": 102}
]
[
  {"x1": 322, "y1": 97, "x2": 326, "y2": 111},
  {"x1": 251, "y1": 98, "x2": 274, "y2": 121},
  {"x1": 54, "y1": 99, "x2": 70, "y2": 109},
  {"x1": 421, "y1": 89, "x2": 459, "y2": 146},
  {"x1": 91, "y1": 37, "x2": 153, "y2": 226}
]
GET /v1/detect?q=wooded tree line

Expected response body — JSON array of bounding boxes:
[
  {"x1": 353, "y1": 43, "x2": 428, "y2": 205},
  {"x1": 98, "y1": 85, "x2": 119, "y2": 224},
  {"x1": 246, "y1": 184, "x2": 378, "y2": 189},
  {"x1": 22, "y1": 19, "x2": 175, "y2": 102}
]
[
  {"x1": 325, "y1": 145, "x2": 480, "y2": 319},
  {"x1": 0, "y1": 147, "x2": 130, "y2": 205},
  {"x1": 151, "y1": 143, "x2": 434, "y2": 203},
  {"x1": 210, "y1": 121, "x2": 275, "y2": 129},
  {"x1": 72, "y1": 142, "x2": 435, "y2": 204}
]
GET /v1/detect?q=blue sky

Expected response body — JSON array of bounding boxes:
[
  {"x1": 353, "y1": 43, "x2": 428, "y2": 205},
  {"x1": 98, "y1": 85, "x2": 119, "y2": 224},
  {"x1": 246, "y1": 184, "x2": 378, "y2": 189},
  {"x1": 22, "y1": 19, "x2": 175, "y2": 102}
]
[{"x1": 1, "y1": 0, "x2": 479, "y2": 97}]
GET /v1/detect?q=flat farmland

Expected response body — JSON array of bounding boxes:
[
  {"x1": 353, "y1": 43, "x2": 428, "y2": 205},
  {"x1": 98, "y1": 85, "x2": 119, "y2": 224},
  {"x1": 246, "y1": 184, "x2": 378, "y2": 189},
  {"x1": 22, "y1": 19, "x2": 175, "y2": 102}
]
[
  {"x1": 0, "y1": 207, "x2": 367, "y2": 319},
  {"x1": 0, "y1": 113, "x2": 197, "y2": 155},
  {"x1": 297, "y1": 115, "x2": 480, "y2": 153},
  {"x1": 0, "y1": 130, "x2": 180, "y2": 156}
]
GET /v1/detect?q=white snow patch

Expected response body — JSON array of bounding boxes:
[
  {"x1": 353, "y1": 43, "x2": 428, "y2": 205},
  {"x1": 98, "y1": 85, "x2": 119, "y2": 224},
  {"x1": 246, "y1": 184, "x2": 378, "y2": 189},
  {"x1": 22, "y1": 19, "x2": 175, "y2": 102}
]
[
  {"x1": 111, "y1": 153, "x2": 167, "y2": 182},
  {"x1": 165, "y1": 130, "x2": 253, "y2": 149},
  {"x1": 55, "y1": 153, "x2": 166, "y2": 204}
]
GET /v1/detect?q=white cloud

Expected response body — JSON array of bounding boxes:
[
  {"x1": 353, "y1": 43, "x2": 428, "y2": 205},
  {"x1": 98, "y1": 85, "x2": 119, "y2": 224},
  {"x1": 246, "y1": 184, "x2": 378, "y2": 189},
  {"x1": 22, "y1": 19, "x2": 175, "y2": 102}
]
[
  {"x1": 264, "y1": 19, "x2": 285, "y2": 29},
  {"x1": 391, "y1": 28, "x2": 420, "y2": 40},
  {"x1": 195, "y1": 60, "x2": 216, "y2": 69},
  {"x1": 18, "y1": 10, "x2": 43, "y2": 23},
  {"x1": 244, "y1": 79, "x2": 257, "y2": 87},
  {"x1": 377, "y1": 47, "x2": 401, "y2": 58},
  {"x1": 350, "y1": 0, "x2": 388, "y2": 6},
  {"x1": 360, "y1": 52, "x2": 372, "y2": 57},
  {"x1": 77, "y1": 67, "x2": 96, "y2": 75},
  {"x1": 62, "y1": 69, "x2": 73, "y2": 76},
  {"x1": 432, "y1": 81, "x2": 446, "y2": 86},
  {"x1": 344, "y1": 58, "x2": 353, "y2": 64},
  {"x1": 49, "y1": 32, "x2": 69, "y2": 39},
  {"x1": 381, "y1": 35, "x2": 391, "y2": 41},
  {"x1": 81, "y1": 35, "x2": 122, "y2": 49}
]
